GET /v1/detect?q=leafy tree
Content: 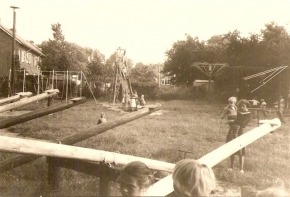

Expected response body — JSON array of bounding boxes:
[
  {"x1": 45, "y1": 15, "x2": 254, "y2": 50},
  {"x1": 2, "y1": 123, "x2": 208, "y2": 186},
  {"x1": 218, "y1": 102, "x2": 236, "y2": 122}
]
[
  {"x1": 39, "y1": 23, "x2": 87, "y2": 71},
  {"x1": 130, "y1": 62, "x2": 157, "y2": 83}
]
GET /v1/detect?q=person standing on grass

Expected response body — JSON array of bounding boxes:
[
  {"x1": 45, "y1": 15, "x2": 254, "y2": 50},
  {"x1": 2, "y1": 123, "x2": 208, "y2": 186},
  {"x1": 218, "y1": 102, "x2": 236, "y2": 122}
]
[
  {"x1": 132, "y1": 90, "x2": 139, "y2": 106},
  {"x1": 227, "y1": 99, "x2": 252, "y2": 173},
  {"x1": 97, "y1": 112, "x2": 107, "y2": 124},
  {"x1": 118, "y1": 161, "x2": 154, "y2": 196},
  {"x1": 140, "y1": 94, "x2": 146, "y2": 106},
  {"x1": 171, "y1": 159, "x2": 216, "y2": 197},
  {"x1": 249, "y1": 97, "x2": 259, "y2": 108},
  {"x1": 220, "y1": 97, "x2": 237, "y2": 121},
  {"x1": 220, "y1": 97, "x2": 238, "y2": 144}
]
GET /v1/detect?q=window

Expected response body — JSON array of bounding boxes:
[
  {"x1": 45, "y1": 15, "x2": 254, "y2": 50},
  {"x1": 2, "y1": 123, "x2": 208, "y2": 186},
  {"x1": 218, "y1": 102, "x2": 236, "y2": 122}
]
[
  {"x1": 27, "y1": 53, "x2": 31, "y2": 64},
  {"x1": 18, "y1": 50, "x2": 21, "y2": 61},
  {"x1": 34, "y1": 56, "x2": 39, "y2": 66},
  {"x1": 21, "y1": 50, "x2": 26, "y2": 62}
]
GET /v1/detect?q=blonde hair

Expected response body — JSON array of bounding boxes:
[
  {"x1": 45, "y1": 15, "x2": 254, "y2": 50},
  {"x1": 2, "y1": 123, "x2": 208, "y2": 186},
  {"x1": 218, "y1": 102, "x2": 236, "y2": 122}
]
[
  {"x1": 228, "y1": 97, "x2": 237, "y2": 104},
  {"x1": 172, "y1": 159, "x2": 216, "y2": 197}
]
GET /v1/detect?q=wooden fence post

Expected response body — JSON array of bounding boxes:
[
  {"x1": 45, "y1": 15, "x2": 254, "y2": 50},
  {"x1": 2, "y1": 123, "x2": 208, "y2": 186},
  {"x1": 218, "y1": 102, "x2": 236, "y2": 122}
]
[
  {"x1": 47, "y1": 157, "x2": 61, "y2": 191},
  {"x1": 99, "y1": 163, "x2": 112, "y2": 196},
  {"x1": 47, "y1": 96, "x2": 53, "y2": 107}
]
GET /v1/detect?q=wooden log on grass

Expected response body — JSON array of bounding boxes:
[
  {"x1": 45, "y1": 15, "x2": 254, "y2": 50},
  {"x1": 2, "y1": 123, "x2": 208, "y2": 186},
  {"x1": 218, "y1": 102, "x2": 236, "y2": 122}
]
[
  {"x1": 0, "y1": 103, "x2": 162, "y2": 173},
  {"x1": 0, "y1": 97, "x2": 86, "y2": 129},
  {"x1": 0, "y1": 89, "x2": 59, "y2": 113},
  {"x1": 146, "y1": 118, "x2": 281, "y2": 196}
]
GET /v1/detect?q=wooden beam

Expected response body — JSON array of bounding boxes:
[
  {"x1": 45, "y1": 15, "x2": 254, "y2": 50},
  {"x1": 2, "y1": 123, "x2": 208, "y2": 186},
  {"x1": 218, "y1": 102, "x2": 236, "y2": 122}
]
[
  {"x1": 0, "y1": 104, "x2": 162, "y2": 173},
  {"x1": 0, "y1": 97, "x2": 86, "y2": 129},
  {"x1": 0, "y1": 92, "x2": 32, "y2": 105},
  {"x1": 0, "y1": 130, "x2": 174, "y2": 172},
  {"x1": 0, "y1": 89, "x2": 59, "y2": 113},
  {"x1": 146, "y1": 118, "x2": 281, "y2": 196}
]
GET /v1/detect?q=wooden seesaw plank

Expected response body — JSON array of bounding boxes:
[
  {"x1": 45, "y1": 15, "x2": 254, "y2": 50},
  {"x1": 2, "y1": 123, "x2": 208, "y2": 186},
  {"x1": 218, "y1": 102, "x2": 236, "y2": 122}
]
[
  {"x1": 0, "y1": 135, "x2": 175, "y2": 172},
  {"x1": 0, "y1": 97, "x2": 86, "y2": 129},
  {"x1": 146, "y1": 118, "x2": 281, "y2": 196},
  {"x1": 0, "y1": 89, "x2": 59, "y2": 113},
  {"x1": 0, "y1": 103, "x2": 162, "y2": 173},
  {"x1": 0, "y1": 92, "x2": 33, "y2": 105}
]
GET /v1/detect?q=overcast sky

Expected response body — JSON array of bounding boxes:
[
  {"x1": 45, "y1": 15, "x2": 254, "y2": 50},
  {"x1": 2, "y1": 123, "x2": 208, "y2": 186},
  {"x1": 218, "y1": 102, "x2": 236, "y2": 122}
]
[{"x1": 1, "y1": 0, "x2": 290, "y2": 64}]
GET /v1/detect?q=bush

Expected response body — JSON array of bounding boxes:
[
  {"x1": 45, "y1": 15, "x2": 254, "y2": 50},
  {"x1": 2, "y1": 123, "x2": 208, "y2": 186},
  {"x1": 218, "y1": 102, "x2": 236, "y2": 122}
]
[
  {"x1": 156, "y1": 86, "x2": 196, "y2": 101},
  {"x1": 131, "y1": 81, "x2": 159, "y2": 100}
]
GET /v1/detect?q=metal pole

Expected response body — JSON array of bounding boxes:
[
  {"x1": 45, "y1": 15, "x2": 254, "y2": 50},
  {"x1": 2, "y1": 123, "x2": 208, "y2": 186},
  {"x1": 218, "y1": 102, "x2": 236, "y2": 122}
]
[
  {"x1": 52, "y1": 70, "x2": 54, "y2": 89},
  {"x1": 37, "y1": 68, "x2": 40, "y2": 95},
  {"x1": 23, "y1": 70, "x2": 25, "y2": 92},
  {"x1": 113, "y1": 63, "x2": 118, "y2": 105},
  {"x1": 8, "y1": 69, "x2": 11, "y2": 97},
  {"x1": 66, "y1": 70, "x2": 68, "y2": 101},
  {"x1": 10, "y1": 6, "x2": 19, "y2": 96},
  {"x1": 208, "y1": 65, "x2": 212, "y2": 105},
  {"x1": 158, "y1": 64, "x2": 161, "y2": 87},
  {"x1": 80, "y1": 71, "x2": 83, "y2": 97}
]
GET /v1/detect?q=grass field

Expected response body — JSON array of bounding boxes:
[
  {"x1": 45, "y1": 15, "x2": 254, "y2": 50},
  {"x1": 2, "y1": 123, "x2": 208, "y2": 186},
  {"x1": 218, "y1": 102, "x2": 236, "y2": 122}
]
[{"x1": 0, "y1": 99, "x2": 289, "y2": 196}]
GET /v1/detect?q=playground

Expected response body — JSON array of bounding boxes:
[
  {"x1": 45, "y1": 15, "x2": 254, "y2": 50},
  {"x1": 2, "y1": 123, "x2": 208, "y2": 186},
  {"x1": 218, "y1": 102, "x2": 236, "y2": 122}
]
[{"x1": 0, "y1": 98, "x2": 289, "y2": 196}]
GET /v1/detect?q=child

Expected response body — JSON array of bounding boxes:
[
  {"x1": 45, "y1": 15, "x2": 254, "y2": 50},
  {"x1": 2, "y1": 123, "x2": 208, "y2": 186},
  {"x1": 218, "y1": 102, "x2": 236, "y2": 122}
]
[
  {"x1": 140, "y1": 94, "x2": 146, "y2": 106},
  {"x1": 132, "y1": 90, "x2": 139, "y2": 106},
  {"x1": 172, "y1": 159, "x2": 216, "y2": 197},
  {"x1": 227, "y1": 99, "x2": 252, "y2": 173},
  {"x1": 97, "y1": 112, "x2": 107, "y2": 124},
  {"x1": 260, "y1": 99, "x2": 267, "y2": 118},
  {"x1": 119, "y1": 161, "x2": 154, "y2": 196},
  {"x1": 260, "y1": 99, "x2": 266, "y2": 109},
  {"x1": 220, "y1": 97, "x2": 237, "y2": 121},
  {"x1": 249, "y1": 97, "x2": 259, "y2": 108}
]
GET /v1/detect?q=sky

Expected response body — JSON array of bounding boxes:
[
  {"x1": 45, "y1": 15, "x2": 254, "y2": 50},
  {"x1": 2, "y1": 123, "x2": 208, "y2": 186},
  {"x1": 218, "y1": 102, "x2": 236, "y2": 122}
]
[{"x1": 1, "y1": 0, "x2": 290, "y2": 65}]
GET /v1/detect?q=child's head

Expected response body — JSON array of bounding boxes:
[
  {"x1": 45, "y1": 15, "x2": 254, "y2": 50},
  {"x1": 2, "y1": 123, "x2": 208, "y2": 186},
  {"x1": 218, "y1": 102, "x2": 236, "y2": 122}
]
[
  {"x1": 119, "y1": 161, "x2": 153, "y2": 196},
  {"x1": 100, "y1": 112, "x2": 105, "y2": 118},
  {"x1": 228, "y1": 97, "x2": 237, "y2": 106},
  {"x1": 261, "y1": 99, "x2": 265, "y2": 102},
  {"x1": 172, "y1": 159, "x2": 216, "y2": 197},
  {"x1": 237, "y1": 99, "x2": 249, "y2": 112}
]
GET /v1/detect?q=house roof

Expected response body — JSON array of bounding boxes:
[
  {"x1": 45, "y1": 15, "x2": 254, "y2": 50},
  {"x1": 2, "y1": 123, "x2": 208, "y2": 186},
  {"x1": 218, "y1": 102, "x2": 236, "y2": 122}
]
[{"x1": 0, "y1": 23, "x2": 45, "y2": 56}]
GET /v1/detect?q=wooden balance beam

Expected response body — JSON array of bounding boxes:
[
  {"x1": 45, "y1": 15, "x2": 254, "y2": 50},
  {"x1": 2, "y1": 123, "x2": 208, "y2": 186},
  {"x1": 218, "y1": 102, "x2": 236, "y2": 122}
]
[
  {"x1": 0, "y1": 97, "x2": 86, "y2": 129},
  {"x1": 0, "y1": 92, "x2": 33, "y2": 105},
  {"x1": 0, "y1": 89, "x2": 59, "y2": 113}
]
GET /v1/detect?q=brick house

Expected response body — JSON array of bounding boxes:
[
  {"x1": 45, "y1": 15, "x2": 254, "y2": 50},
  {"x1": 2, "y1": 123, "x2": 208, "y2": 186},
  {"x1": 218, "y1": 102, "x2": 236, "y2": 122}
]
[{"x1": 0, "y1": 23, "x2": 44, "y2": 94}]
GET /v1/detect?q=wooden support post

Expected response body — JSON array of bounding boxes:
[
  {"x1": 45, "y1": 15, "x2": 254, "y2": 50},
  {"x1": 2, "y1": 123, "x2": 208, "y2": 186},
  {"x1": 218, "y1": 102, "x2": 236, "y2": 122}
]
[
  {"x1": 47, "y1": 96, "x2": 53, "y2": 106},
  {"x1": 99, "y1": 164, "x2": 112, "y2": 197},
  {"x1": 47, "y1": 157, "x2": 61, "y2": 191}
]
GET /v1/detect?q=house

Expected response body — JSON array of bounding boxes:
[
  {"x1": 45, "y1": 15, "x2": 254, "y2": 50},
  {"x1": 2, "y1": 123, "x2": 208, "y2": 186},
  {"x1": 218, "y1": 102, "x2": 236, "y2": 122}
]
[
  {"x1": 161, "y1": 76, "x2": 171, "y2": 85},
  {"x1": 193, "y1": 79, "x2": 215, "y2": 91},
  {"x1": 0, "y1": 23, "x2": 44, "y2": 94}
]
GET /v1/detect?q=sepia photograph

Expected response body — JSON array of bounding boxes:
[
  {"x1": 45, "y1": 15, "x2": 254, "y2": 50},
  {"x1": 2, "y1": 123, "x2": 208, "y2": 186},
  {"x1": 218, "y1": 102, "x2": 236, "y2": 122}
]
[{"x1": 0, "y1": 0, "x2": 289, "y2": 196}]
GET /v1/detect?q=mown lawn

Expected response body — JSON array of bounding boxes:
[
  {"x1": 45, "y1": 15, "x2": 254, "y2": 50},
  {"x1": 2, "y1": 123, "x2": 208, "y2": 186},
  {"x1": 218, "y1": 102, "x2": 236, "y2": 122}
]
[{"x1": 0, "y1": 99, "x2": 289, "y2": 196}]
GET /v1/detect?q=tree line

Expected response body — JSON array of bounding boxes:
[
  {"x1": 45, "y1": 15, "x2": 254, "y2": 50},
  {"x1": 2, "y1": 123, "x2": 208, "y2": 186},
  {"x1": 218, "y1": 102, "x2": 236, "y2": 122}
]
[{"x1": 37, "y1": 22, "x2": 290, "y2": 102}]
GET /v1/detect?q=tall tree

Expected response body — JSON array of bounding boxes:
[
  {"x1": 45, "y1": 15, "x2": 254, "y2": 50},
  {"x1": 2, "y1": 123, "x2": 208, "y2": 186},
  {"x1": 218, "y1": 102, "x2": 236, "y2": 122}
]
[{"x1": 39, "y1": 23, "x2": 73, "y2": 71}]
